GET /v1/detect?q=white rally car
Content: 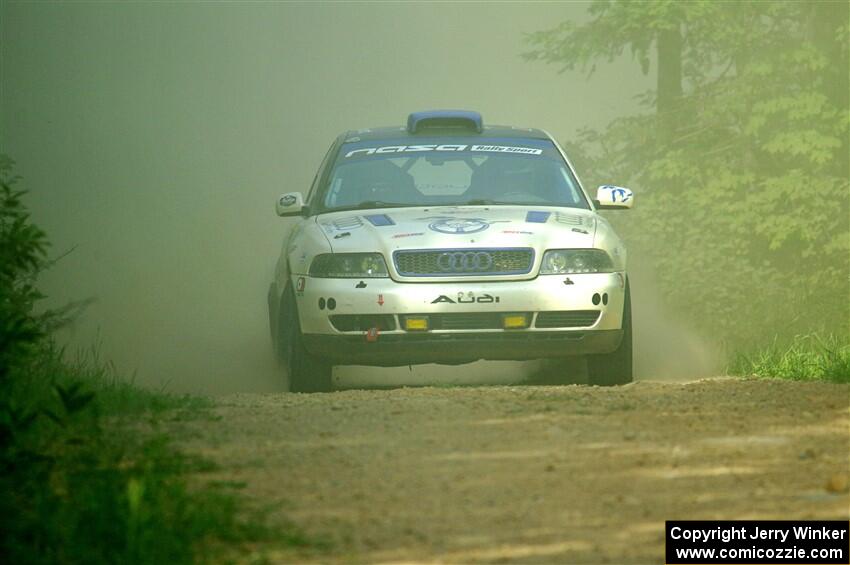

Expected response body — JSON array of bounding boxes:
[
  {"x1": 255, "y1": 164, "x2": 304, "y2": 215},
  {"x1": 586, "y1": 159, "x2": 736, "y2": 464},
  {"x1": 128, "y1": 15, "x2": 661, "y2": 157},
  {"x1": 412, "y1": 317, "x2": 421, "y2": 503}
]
[{"x1": 268, "y1": 111, "x2": 634, "y2": 392}]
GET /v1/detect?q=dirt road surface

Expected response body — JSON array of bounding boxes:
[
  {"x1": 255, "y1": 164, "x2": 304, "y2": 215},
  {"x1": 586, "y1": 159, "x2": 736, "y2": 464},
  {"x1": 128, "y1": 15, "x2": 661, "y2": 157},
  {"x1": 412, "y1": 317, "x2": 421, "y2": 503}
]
[{"x1": 178, "y1": 378, "x2": 849, "y2": 563}]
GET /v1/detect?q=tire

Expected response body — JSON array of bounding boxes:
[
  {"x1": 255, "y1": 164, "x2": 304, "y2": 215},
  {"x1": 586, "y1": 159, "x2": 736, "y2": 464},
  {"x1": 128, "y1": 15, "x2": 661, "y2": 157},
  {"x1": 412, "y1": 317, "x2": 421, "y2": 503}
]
[
  {"x1": 268, "y1": 282, "x2": 280, "y2": 351},
  {"x1": 277, "y1": 286, "x2": 333, "y2": 393},
  {"x1": 586, "y1": 279, "x2": 633, "y2": 386}
]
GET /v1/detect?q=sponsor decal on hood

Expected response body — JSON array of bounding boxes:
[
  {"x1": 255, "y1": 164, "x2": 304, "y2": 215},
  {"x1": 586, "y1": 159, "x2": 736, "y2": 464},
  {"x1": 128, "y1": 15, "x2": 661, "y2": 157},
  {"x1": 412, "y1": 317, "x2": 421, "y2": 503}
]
[
  {"x1": 525, "y1": 211, "x2": 551, "y2": 223},
  {"x1": 427, "y1": 217, "x2": 491, "y2": 235},
  {"x1": 363, "y1": 214, "x2": 395, "y2": 227}
]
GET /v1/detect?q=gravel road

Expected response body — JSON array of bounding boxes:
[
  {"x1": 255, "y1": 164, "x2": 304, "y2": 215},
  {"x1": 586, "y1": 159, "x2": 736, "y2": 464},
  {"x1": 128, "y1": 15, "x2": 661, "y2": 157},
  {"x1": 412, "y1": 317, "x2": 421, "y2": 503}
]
[{"x1": 180, "y1": 378, "x2": 849, "y2": 564}]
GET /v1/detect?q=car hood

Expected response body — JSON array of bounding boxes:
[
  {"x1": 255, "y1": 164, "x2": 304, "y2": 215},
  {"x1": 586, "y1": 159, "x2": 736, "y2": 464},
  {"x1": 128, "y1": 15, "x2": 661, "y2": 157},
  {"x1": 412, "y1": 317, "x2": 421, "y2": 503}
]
[{"x1": 315, "y1": 205, "x2": 602, "y2": 281}]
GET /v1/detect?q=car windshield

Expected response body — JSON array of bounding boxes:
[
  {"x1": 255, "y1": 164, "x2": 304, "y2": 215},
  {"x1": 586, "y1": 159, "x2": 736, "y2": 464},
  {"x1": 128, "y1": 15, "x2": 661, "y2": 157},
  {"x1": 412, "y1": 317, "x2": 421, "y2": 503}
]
[{"x1": 320, "y1": 137, "x2": 589, "y2": 212}]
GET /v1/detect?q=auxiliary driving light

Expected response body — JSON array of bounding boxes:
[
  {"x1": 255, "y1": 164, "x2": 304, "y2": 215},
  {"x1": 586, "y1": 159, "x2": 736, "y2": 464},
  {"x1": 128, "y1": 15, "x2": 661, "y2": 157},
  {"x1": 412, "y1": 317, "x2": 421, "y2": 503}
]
[
  {"x1": 404, "y1": 317, "x2": 429, "y2": 331},
  {"x1": 502, "y1": 314, "x2": 529, "y2": 329}
]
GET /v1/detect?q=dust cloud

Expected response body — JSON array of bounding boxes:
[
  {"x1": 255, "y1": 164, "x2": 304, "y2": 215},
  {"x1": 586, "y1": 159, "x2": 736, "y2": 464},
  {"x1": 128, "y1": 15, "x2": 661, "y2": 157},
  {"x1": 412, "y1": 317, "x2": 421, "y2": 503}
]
[
  {"x1": 629, "y1": 263, "x2": 723, "y2": 380},
  {"x1": 1, "y1": 3, "x2": 714, "y2": 393}
]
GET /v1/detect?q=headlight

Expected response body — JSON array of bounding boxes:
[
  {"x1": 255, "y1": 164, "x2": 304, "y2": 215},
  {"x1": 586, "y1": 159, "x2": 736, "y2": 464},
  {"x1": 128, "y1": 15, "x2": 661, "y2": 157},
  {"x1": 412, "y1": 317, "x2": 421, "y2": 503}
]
[
  {"x1": 309, "y1": 253, "x2": 389, "y2": 278},
  {"x1": 539, "y1": 249, "x2": 614, "y2": 274}
]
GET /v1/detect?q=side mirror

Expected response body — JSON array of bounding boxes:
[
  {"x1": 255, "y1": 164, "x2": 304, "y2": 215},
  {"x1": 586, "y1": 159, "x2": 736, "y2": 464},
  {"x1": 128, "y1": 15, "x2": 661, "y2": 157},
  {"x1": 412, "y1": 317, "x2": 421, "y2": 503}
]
[
  {"x1": 276, "y1": 192, "x2": 308, "y2": 217},
  {"x1": 594, "y1": 185, "x2": 634, "y2": 210}
]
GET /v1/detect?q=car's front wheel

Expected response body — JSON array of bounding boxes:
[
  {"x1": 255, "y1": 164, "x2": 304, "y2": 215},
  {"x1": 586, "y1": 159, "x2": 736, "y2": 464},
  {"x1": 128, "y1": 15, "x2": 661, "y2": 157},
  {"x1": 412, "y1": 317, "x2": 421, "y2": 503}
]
[
  {"x1": 586, "y1": 278, "x2": 633, "y2": 386},
  {"x1": 277, "y1": 286, "x2": 333, "y2": 393}
]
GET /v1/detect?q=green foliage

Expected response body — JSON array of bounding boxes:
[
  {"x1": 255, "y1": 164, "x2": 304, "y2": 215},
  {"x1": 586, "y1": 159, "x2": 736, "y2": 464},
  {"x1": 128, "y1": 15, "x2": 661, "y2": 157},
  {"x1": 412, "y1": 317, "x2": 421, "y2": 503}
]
[
  {"x1": 526, "y1": 1, "x2": 849, "y2": 345},
  {"x1": 524, "y1": 1, "x2": 691, "y2": 76},
  {"x1": 1, "y1": 395, "x2": 270, "y2": 564},
  {"x1": 0, "y1": 159, "x2": 283, "y2": 563},
  {"x1": 0, "y1": 156, "x2": 49, "y2": 380},
  {"x1": 728, "y1": 334, "x2": 850, "y2": 383},
  {"x1": 38, "y1": 344, "x2": 213, "y2": 417}
]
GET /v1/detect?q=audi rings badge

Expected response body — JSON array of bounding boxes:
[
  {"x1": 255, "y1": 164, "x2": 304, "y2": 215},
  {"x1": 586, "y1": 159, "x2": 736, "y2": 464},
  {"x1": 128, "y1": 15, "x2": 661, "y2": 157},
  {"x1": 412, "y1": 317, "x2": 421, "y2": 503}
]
[{"x1": 436, "y1": 251, "x2": 494, "y2": 273}]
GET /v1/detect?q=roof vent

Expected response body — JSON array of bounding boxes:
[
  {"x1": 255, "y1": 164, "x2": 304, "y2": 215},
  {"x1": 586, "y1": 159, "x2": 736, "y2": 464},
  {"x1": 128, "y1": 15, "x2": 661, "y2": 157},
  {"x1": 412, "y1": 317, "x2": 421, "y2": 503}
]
[{"x1": 407, "y1": 110, "x2": 483, "y2": 134}]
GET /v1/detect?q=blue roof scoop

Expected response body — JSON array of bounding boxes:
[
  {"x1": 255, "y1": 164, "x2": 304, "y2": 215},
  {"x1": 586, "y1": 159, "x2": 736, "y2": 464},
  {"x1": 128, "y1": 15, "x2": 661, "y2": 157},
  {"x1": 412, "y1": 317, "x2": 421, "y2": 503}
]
[{"x1": 407, "y1": 110, "x2": 483, "y2": 134}]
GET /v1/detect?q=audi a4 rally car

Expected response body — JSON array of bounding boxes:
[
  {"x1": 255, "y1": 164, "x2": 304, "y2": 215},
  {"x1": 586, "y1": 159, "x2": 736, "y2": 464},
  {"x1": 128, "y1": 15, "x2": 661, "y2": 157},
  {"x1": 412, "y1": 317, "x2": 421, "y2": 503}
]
[{"x1": 268, "y1": 110, "x2": 634, "y2": 392}]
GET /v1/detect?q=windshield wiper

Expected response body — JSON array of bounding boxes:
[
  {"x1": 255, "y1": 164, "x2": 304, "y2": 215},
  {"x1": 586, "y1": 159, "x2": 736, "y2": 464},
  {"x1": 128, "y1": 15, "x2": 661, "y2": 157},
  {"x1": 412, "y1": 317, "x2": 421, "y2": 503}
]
[
  {"x1": 457, "y1": 199, "x2": 523, "y2": 206},
  {"x1": 458, "y1": 199, "x2": 496, "y2": 205},
  {"x1": 327, "y1": 201, "x2": 409, "y2": 213}
]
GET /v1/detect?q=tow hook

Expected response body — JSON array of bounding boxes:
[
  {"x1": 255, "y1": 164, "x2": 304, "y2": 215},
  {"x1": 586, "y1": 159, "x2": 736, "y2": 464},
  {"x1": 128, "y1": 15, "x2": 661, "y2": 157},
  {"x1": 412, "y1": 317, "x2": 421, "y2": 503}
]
[{"x1": 365, "y1": 327, "x2": 380, "y2": 343}]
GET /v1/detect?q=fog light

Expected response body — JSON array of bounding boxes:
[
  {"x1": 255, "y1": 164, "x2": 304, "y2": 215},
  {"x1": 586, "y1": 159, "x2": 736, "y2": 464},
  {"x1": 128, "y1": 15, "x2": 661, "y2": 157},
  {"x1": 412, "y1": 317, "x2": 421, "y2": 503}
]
[
  {"x1": 404, "y1": 317, "x2": 429, "y2": 331},
  {"x1": 502, "y1": 314, "x2": 528, "y2": 329}
]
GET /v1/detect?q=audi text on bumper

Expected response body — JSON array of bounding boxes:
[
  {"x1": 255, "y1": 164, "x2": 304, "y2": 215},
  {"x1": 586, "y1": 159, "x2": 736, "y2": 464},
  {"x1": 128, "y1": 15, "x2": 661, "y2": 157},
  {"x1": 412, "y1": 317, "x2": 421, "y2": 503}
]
[{"x1": 294, "y1": 271, "x2": 626, "y2": 366}]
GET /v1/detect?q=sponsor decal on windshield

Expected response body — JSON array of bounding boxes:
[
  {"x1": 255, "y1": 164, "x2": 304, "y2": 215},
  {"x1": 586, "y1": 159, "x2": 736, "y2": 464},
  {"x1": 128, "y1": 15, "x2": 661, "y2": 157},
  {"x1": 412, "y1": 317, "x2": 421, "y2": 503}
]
[
  {"x1": 470, "y1": 145, "x2": 542, "y2": 155},
  {"x1": 344, "y1": 144, "x2": 543, "y2": 158}
]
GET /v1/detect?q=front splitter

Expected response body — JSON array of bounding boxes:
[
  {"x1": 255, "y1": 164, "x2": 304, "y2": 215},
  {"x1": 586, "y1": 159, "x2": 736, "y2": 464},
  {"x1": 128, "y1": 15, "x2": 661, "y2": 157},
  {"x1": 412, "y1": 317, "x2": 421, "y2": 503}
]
[{"x1": 302, "y1": 329, "x2": 622, "y2": 367}]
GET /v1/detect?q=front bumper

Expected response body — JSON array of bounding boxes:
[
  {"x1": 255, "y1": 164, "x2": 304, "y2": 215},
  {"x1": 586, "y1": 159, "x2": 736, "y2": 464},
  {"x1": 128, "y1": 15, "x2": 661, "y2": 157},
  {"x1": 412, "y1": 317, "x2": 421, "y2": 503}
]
[
  {"x1": 294, "y1": 272, "x2": 626, "y2": 366},
  {"x1": 303, "y1": 330, "x2": 622, "y2": 366}
]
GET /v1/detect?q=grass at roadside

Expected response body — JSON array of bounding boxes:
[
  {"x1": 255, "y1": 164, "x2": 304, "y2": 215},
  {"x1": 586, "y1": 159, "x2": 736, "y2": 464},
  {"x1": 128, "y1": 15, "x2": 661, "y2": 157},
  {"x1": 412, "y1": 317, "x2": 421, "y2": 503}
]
[
  {"x1": 1, "y1": 343, "x2": 323, "y2": 563},
  {"x1": 16, "y1": 343, "x2": 213, "y2": 417},
  {"x1": 728, "y1": 334, "x2": 850, "y2": 384},
  {"x1": 1, "y1": 158, "x2": 320, "y2": 562}
]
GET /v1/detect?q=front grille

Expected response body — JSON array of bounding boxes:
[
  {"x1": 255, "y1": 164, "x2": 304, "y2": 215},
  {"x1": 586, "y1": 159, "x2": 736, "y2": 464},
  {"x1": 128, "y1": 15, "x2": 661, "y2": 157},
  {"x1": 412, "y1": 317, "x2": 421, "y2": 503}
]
[
  {"x1": 394, "y1": 248, "x2": 534, "y2": 277},
  {"x1": 535, "y1": 311, "x2": 600, "y2": 328},
  {"x1": 402, "y1": 313, "x2": 506, "y2": 330},
  {"x1": 437, "y1": 313, "x2": 500, "y2": 330},
  {"x1": 330, "y1": 314, "x2": 396, "y2": 332}
]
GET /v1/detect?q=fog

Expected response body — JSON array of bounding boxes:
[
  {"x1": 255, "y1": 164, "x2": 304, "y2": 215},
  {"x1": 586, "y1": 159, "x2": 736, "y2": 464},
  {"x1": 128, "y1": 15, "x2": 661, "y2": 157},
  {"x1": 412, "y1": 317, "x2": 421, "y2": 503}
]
[{"x1": 1, "y1": 2, "x2": 717, "y2": 394}]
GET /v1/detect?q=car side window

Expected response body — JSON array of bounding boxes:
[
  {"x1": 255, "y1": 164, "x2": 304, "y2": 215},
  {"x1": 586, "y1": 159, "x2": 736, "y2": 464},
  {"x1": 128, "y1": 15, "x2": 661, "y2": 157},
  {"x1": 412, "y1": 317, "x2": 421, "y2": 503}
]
[{"x1": 306, "y1": 141, "x2": 337, "y2": 205}]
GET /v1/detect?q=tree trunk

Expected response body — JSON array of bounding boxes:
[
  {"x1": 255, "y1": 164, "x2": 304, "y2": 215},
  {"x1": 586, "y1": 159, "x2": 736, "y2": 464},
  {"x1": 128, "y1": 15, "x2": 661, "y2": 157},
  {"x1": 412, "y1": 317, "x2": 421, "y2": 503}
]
[
  {"x1": 808, "y1": 1, "x2": 849, "y2": 178},
  {"x1": 656, "y1": 24, "x2": 683, "y2": 143}
]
